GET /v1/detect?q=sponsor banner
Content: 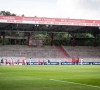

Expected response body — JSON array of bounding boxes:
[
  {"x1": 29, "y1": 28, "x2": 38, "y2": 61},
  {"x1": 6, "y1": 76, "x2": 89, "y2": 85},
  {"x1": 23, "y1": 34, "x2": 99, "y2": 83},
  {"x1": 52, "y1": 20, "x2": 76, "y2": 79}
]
[
  {"x1": 7, "y1": 20, "x2": 22, "y2": 23},
  {"x1": 26, "y1": 62, "x2": 47, "y2": 65},
  {"x1": 0, "y1": 20, "x2": 7, "y2": 23},
  {"x1": 61, "y1": 62, "x2": 75, "y2": 65},
  {"x1": 26, "y1": 62, "x2": 42, "y2": 65},
  {"x1": 77, "y1": 62, "x2": 91, "y2": 65},
  {"x1": 1, "y1": 62, "x2": 100, "y2": 65},
  {"x1": 0, "y1": 16, "x2": 100, "y2": 26},
  {"x1": 47, "y1": 62, "x2": 59, "y2": 65},
  {"x1": 23, "y1": 21, "x2": 35, "y2": 24},
  {"x1": 3, "y1": 62, "x2": 23, "y2": 65},
  {"x1": 92, "y1": 62, "x2": 100, "y2": 65}
]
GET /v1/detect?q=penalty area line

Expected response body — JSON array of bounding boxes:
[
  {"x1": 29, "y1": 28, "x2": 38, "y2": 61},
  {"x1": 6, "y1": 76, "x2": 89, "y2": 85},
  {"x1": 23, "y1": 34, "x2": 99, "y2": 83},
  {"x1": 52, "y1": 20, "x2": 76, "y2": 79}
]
[{"x1": 49, "y1": 79, "x2": 100, "y2": 89}]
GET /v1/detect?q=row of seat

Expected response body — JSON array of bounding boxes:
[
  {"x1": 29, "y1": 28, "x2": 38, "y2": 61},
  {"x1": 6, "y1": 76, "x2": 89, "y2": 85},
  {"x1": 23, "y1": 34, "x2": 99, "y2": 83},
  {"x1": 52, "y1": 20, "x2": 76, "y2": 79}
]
[
  {"x1": 1, "y1": 45, "x2": 100, "y2": 62},
  {"x1": 0, "y1": 45, "x2": 68, "y2": 62},
  {"x1": 63, "y1": 46, "x2": 100, "y2": 62}
]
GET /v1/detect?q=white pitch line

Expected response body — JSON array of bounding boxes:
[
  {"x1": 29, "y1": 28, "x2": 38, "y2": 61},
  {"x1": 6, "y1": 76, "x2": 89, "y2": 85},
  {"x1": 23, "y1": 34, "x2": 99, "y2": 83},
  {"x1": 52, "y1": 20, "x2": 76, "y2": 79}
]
[{"x1": 50, "y1": 79, "x2": 100, "y2": 89}]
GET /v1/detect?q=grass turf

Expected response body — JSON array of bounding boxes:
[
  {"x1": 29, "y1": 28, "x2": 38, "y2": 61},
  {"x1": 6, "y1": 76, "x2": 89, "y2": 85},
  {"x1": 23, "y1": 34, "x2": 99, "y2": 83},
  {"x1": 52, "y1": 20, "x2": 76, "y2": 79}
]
[{"x1": 0, "y1": 65, "x2": 100, "y2": 90}]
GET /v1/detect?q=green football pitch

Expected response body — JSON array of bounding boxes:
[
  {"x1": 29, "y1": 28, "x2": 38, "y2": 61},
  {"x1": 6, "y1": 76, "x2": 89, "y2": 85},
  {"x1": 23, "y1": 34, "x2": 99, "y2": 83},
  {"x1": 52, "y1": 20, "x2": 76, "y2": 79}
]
[{"x1": 0, "y1": 65, "x2": 100, "y2": 90}]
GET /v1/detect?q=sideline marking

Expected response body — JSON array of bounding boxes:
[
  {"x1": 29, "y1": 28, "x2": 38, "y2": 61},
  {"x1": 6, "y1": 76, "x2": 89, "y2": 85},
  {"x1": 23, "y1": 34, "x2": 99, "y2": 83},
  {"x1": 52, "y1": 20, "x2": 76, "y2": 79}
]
[{"x1": 50, "y1": 79, "x2": 100, "y2": 88}]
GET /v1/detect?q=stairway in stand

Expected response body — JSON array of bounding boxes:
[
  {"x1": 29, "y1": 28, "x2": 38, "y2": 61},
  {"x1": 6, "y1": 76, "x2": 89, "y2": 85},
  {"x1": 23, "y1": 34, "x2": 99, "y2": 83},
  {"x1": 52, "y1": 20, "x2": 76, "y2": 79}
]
[{"x1": 56, "y1": 46, "x2": 70, "y2": 58}]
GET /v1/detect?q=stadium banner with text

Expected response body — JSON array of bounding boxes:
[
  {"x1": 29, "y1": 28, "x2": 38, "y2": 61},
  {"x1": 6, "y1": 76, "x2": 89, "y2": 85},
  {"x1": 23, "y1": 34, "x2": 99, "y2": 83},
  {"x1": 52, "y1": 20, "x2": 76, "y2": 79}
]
[
  {"x1": 61, "y1": 62, "x2": 75, "y2": 65},
  {"x1": 1, "y1": 62, "x2": 100, "y2": 65},
  {"x1": 0, "y1": 16, "x2": 100, "y2": 26},
  {"x1": 26, "y1": 62, "x2": 59, "y2": 65},
  {"x1": 92, "y1": 62, "x2": 100, "y2": 65},
  {"x1": 27, "y1": 62, "x2": 42, "y2": 65},
  {"x1": 77, "y1": 62, "x2": 91, "y2": 65},
  {"x1": 47, "y1": 62, "x2": 59, "y2": 65}
]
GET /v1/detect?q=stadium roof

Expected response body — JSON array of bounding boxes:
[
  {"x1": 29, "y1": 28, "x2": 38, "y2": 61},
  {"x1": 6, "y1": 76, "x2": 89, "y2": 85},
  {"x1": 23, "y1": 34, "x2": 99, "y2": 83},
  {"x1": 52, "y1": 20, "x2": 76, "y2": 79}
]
[{"x1": 0, "y1": 16, "x2": 100, "y2": 33}]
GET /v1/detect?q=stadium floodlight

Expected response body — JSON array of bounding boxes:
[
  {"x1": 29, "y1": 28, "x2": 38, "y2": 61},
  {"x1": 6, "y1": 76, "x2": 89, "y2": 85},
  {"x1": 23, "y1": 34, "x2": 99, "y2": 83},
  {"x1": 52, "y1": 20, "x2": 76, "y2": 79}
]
[
  {"x1": 35, "y1": 24, "x2": 39, "y2": 26},
  {"x1": 37, "y1": 25, "x2": 39, "y2": 26},
  {"x1": 46, "y1": 25, "x2": 48, "y2": 27}
]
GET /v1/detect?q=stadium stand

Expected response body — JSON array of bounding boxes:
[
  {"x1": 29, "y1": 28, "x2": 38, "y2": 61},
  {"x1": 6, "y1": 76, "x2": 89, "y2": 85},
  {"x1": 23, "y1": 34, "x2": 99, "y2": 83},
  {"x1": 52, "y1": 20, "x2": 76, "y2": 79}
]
[
  {"x1": 0, "y1": 45, "x2": 100, "y2": 63},
  {"x1": 63, "y1": 46, "x2": 100, "y2": 62},
  {"x1": 0, "y1": 45, "x2": 71, "y2": 63}
]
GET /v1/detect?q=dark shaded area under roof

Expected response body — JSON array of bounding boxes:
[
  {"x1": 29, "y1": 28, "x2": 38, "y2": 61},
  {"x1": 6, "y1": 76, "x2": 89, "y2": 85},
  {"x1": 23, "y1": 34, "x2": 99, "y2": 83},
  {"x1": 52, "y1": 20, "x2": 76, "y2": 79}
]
[{"x1": 0, "y1": 23, "x2": 100, "y2": 34}]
